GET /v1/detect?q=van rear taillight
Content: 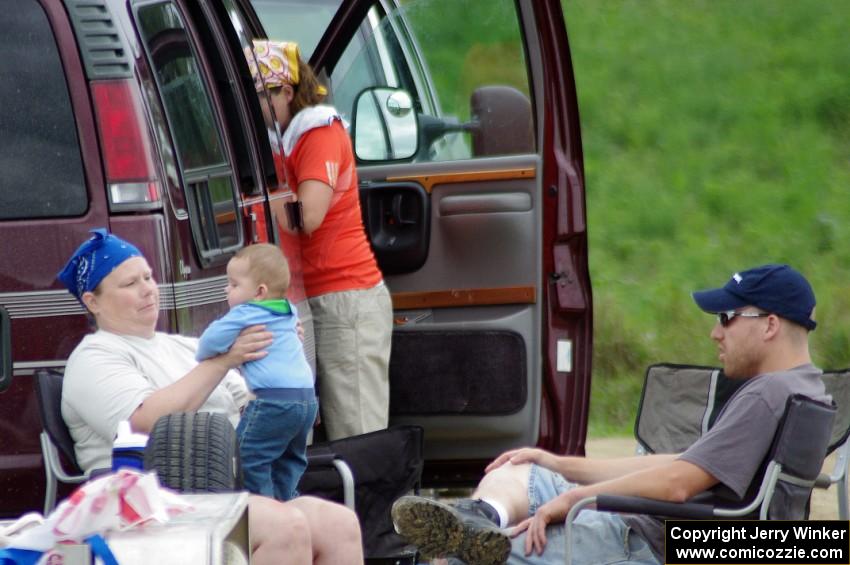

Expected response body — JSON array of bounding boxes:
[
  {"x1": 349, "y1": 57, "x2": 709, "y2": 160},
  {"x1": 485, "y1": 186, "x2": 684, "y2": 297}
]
[{"x1": 91, "y1": 79, "x2": 162, "y2": 210}]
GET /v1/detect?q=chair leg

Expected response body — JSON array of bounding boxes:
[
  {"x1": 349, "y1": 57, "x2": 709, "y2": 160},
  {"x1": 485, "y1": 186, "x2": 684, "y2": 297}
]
[
  {"x1": 832, "y1": 440, "x2": 850, "y2": 521},
  {"x1": 40, "y1": 432, "x2": 57, "y2": 515},
  {"x1": 564, "y1": 496, "x2": 596, "y2": 565},
  {"x1": 44, "y1": 473, "x2": 57, "y2": 516},
  {"x1": 331, "y1": 459, "x2": 356, "y2": 511}
]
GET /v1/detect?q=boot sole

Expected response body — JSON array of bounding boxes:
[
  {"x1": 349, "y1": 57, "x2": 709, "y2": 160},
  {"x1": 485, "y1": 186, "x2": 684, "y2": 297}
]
[{"x1": 391, "y1": 496, "x2": 510, "y2": 565}]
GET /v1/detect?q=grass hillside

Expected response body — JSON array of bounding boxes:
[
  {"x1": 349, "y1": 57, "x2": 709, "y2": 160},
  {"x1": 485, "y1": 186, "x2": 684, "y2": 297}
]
[{"x1": 562, "y1": 0, "x2": 850, "y2": 435}]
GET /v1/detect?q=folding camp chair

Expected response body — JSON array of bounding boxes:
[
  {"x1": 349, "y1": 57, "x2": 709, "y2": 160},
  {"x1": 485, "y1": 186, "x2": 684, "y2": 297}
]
[
  {"x1": 34, "y1": 369, "x2": 92, "y2": 514},
  {"x1": 633, "y1": 363, "x2": 850, "y2": 519},
  {"x1": 299, "y1": 425, "x2": 424, "y2": 564},
  {"x1": 35, "y1": 369, "x2": 423, "y2": 564},
  {"x1": 817, "y1": 369, "x2": 850, "y2": 519},
  {"x1": 566, "y1": 394, "x2": 838, "y2": 564},
  {"x1": 633, "y1": 363, "x2": 743, "y2": 455}
]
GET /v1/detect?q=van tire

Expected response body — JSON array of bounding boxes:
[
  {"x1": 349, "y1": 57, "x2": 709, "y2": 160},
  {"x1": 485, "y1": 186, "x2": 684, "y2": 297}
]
[{"x1": 144, "y1": 412, "x2": 242, "y2": 492}]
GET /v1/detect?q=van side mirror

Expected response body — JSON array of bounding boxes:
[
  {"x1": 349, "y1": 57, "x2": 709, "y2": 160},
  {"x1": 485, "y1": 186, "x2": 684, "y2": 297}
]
[
  {"x1": 470, "y1": 85, "x2": 534, "y2": 156},
  {"x1": 352, "y1": 87, "x2": 419, "y2": 162}
]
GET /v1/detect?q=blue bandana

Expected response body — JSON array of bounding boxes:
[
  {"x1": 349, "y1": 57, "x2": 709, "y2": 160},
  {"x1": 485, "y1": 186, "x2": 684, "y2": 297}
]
[{"x1": 57, "y1": 229, "x2": 142, "y2": 302}]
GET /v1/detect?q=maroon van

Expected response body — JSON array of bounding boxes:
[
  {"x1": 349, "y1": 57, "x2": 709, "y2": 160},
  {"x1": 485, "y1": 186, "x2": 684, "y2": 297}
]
[{"x1": 0, "y1": 0, "x2": 592, "y2": 516}]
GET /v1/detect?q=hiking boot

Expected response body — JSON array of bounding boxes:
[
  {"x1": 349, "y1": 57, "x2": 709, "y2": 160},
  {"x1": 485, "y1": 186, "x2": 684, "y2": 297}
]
[{"x1": 391, "y1": 496, "x2": 511, "y2": 565}]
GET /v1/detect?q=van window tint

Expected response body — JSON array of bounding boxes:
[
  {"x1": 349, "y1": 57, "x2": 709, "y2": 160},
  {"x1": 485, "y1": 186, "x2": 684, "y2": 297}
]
[
  {"x1": 137, "y1": 4, "x2": 226, "y2": 170},
  {"x1": 137, "y1": 1, "x2": 242, "y2": 262},
  {"x1": 0, "y1": 0, "x2": 87, "y2": 219}
]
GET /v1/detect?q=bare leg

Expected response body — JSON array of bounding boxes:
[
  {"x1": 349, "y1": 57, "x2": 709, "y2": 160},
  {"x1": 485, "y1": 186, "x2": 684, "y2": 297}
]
[
  {"x1": 248, "y1": 495, "x2": 312, "y2": 565},
  {"x1": 472, "y1": 462, "x2": 532, "y2": 525},
  {"x1": 288, "y1": 496, "x2": 364, "y2": 565}
]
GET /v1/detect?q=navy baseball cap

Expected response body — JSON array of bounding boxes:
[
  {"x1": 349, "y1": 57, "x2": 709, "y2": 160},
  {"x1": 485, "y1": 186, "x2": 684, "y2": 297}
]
[{"x1": 692, "y1": 264, "x2": 817, "y2": 330}]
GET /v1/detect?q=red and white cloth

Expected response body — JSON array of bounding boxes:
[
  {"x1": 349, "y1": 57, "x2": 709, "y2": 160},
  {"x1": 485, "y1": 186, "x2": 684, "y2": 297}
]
[{"x1": 0, "y1": 469, "x2": 191, "y2": 554}]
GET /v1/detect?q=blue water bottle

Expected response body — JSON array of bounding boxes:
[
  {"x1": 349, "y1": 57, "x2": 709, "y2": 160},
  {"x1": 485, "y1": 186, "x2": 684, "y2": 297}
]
[{"x1": 111, "y1": 420, "x2": 148, "y2": 472}]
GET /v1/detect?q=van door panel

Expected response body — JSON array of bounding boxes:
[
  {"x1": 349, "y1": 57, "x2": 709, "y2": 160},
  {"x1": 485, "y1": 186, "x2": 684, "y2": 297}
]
[
  {"x1": 357, "y1": 156, "x2": 542, "y2": 460},
  {"x1": 368, "y1": 157, "x2": 539, "y2": 291},
  {"x1": 360, "y1": 181, "x2": 430, "y2": 275},
  {"x1": 439, "y1": 193, "x2": 532, "y2": 216}
]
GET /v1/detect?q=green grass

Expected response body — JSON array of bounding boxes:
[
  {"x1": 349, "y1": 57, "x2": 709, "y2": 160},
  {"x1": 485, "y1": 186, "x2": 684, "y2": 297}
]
[
  {"x1": 562, "y1": 0, "x2": 850, "y2": 435},
  {"x1": 401, "y1": 0, "x2": 531, "y2": 120}
]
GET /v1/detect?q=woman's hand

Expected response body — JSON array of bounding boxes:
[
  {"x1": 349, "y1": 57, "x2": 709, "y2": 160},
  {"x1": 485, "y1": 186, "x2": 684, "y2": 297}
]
[
  {"x1": 511, "y1": 491, "x2": 576, "y2": 556},
  {"x1": 214, "y1": 325, "x2": 273, "y2": 369},
  {"x1": 485, "y1": 448, "x2": 559, "y2": 474},
  {"x1": 129, "y1": 326, "x2": 271, "y2": 434}
]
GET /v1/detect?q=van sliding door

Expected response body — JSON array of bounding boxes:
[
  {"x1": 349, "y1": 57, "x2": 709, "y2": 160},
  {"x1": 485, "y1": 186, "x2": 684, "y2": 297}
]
[{"x1": 249, "y1": 0, "x2": 592, "y2": 482}]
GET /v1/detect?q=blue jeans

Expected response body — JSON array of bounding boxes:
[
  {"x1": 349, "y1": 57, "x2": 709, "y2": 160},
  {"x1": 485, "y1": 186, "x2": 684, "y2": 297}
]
[
  {"x1": 236, "y1": 390, "x2": 318, "y2": 501},
  {"x1": 507, "y1": 465, "x2": 659, "y2": 565}
]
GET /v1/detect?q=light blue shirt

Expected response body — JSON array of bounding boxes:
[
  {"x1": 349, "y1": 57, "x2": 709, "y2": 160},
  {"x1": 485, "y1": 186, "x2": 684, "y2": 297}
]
[{"x1": 196, "y1": 301, "x2": 313, "y2": 391}]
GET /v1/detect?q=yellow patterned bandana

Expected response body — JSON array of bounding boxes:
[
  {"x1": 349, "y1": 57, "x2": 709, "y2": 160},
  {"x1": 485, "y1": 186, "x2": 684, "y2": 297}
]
[{"x1": 248, "y1": 40, "x2": 300, "y2": 91}]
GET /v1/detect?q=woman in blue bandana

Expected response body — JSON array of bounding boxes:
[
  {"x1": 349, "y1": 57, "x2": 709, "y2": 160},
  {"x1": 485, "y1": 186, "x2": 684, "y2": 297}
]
[{"x1": 56, "y1": 229, "x2": 363, "y2": 565}]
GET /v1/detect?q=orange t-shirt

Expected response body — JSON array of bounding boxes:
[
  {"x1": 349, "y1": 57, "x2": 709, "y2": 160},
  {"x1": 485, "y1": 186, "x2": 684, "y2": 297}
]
[{"x1": 284, "y1": 120, "x2": 382, "y2": 297}]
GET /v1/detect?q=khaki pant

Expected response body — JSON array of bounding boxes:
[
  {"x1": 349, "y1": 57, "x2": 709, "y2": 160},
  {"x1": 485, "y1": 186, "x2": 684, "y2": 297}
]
[{"x1": 309, "y1": 283, "x2": 392, "y2": 440}]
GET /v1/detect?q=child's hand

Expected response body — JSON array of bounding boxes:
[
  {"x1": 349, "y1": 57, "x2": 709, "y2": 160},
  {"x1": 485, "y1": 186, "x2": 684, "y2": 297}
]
[{"x1": 296, "y1": 319, "x2": 305, "y2": 342}]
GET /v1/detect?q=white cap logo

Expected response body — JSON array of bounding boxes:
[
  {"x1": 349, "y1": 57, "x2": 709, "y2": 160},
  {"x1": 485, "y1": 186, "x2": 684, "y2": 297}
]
[{"x1": 732, "y1": 273, "x2": 742, "y2": 284}]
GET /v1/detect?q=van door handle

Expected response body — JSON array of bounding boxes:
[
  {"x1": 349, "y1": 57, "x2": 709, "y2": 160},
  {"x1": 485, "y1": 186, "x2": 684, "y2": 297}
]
[
  {"x1": 391, "y1": 193, "x2": 417, "y2": 225},
  {"x1": 0, "y1": 306, "x2": 11, "y2": 392}
]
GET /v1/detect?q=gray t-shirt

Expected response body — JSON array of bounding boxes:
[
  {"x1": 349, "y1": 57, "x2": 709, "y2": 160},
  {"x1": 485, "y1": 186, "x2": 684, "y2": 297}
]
[{"x1": 624, "y1": 363, "x2": 828, "y2": 561}]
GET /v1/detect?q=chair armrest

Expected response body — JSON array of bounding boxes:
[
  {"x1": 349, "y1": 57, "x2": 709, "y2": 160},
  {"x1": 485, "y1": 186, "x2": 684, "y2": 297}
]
[
  {"x1": 596, "y1": 494, "x2": 716, "y2": 519},
  {"x1": 814, "y1": 472, "x2": 833, "y2": 489},
  {"x1": 306, "y1": 449, "x2": 336, "y2": 467},
  {"x1": 304, "y1": 446, "x2": 355, "y2": 510}
]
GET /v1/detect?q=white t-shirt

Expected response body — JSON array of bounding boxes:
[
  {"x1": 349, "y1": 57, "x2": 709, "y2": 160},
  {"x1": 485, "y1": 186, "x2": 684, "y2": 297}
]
[{"x1": 62, "y1": 330, "x2": 249, "y2": 472}]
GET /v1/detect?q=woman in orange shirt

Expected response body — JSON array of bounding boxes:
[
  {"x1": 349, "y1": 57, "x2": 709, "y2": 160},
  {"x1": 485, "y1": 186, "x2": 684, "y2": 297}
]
[{"x1": 248, "y1": 40, "x2": 391, "y2": 441}]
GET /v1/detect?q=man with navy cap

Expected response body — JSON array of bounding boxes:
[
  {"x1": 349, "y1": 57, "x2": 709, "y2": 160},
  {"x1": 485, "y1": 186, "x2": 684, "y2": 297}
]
[{"x1": 391, "y1": 264, "x2": 829, "y2": 565}]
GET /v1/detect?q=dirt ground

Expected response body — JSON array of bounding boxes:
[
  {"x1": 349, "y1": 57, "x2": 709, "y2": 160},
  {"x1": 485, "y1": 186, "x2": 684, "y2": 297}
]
[{"x1": 586, "y1": 436, "x2": 842, "y2": 520}]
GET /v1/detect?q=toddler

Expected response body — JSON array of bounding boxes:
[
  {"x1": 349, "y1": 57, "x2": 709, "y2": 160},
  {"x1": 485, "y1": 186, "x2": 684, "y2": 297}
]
[{"x1": 196, "y1": 243, "x2": 315, "y2": 501}]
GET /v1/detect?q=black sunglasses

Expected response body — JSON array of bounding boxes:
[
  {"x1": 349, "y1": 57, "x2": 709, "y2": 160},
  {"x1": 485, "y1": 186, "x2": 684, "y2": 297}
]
[{"x1": 717, "y1": 310, "x2": 770, "y2": 328}]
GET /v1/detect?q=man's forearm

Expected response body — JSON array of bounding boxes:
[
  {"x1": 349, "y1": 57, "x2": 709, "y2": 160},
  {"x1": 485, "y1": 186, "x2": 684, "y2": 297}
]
[
  {"x1": 568, "y1": 459, "x2": 718, "y2": 505},
  {"x1": 558, "y1": 453, "x2": 679, "y2": 484}
]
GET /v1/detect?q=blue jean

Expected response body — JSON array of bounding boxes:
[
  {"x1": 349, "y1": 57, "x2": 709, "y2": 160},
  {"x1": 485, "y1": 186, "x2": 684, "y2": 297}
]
[
  {"x1": 236, "y1": 391, "x2": 318, "y2": 501},
  {"x1": 507, "y1": 465, "x2": 659, "y2": 565}
]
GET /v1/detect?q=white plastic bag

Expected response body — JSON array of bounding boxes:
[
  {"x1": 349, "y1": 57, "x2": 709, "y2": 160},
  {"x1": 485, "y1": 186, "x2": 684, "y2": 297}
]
[{"x1": 1, "y1": 469, "x2": 192, "y2": 554}]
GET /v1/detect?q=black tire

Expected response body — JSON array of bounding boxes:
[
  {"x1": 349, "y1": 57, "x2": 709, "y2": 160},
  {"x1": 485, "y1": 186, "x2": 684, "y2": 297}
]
[{"x1": 144, "y1": 412, "x2": 242, "y2": 492}]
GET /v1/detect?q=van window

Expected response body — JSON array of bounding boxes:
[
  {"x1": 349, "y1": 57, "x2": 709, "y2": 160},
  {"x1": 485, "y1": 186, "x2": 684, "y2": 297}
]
[
  {"x1": 362, "y1": 0, "x2": 535, "y2": 162},
  {"x1": 254, "y1": 0, "x2": 535, "y2": 163},
  {"x1": 137, "y1": 1, "x2": 242, "y2": 262},
  {"x1": 0, "y1": 0, "x2": 87, "y2": 219}
]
